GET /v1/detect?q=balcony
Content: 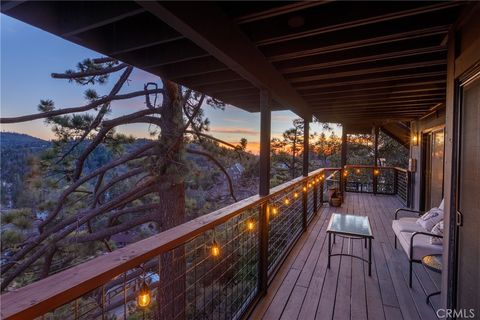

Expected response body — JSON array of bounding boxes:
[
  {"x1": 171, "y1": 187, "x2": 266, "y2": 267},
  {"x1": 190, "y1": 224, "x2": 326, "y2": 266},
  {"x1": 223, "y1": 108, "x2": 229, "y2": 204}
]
[
  {"x1": 1, "y1": 1, "x2": 479, "y2": 319},
  {"x1": 0, "y1": 166, "x2": 435, "y2": 320}
]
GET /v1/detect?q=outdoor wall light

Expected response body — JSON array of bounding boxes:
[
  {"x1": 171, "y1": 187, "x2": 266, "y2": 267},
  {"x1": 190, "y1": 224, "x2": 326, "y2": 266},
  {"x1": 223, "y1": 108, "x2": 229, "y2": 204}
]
[
  {"x1": 412, "y1": 133, "x2": 419, "y2": 146},
  {"x1": 137, "y1": 279, "x2": 152, "y2": 308}
]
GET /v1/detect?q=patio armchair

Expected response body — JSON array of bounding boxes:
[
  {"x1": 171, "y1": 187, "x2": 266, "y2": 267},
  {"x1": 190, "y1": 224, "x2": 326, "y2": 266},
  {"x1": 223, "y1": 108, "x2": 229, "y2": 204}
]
[{"x1": 392, "y1": 208, "x2": 444, "y2": 287}]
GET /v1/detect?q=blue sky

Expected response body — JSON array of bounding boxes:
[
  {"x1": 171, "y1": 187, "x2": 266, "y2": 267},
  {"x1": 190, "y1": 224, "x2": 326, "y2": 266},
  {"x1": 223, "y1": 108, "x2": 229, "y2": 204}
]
[{"x1": 1, "y1": 14, "x2": 339, "y2": 153}]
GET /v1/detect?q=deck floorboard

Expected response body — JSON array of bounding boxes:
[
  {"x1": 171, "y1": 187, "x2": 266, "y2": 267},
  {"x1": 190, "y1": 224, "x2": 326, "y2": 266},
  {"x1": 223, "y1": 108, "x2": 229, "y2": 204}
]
[{"x1": 250, "y1": 193, "x2": 441, "y2": 320}]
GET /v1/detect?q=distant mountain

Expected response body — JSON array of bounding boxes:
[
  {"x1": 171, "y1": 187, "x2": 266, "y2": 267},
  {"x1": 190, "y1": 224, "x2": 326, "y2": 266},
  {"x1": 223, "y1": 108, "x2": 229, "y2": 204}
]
[{"x1": 0, "y1": 132, "x2": 50, "y2": 148}]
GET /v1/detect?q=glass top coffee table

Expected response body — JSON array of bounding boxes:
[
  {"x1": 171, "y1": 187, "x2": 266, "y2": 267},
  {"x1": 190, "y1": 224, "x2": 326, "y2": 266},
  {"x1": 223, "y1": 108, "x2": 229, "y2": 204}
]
[{"x1": 327, "y1": 213, "x2": 374, "y2": 276}]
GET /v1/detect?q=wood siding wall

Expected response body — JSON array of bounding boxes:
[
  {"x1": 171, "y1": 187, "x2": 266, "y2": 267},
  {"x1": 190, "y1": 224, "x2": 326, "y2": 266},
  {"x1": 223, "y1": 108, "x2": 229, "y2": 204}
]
[{"x1": 410, "y1": 109, "x2": 446, "y2": 211}]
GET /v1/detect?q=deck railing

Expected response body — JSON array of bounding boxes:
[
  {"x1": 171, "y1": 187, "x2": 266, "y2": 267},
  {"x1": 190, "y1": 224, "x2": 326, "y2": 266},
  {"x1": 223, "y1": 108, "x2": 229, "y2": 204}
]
[
  {"x1": 1, "y1": 168, "x2": 341, "y2": 320},
  {"x1": 342, "y1": 165, "x2": 411, "y2": 206}
]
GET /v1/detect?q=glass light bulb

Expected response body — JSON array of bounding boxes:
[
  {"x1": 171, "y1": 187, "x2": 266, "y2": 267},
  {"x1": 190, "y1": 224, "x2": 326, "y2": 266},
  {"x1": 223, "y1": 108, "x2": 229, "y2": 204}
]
[{"x1": 137, "y1": 282, "x2": 151, "y2": 308}]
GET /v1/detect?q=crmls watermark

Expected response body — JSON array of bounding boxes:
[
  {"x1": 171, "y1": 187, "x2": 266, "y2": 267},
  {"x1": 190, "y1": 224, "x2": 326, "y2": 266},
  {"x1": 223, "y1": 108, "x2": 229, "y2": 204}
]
[{"x1": 436, "y1": 309, "x2": 476, "y2": 319}]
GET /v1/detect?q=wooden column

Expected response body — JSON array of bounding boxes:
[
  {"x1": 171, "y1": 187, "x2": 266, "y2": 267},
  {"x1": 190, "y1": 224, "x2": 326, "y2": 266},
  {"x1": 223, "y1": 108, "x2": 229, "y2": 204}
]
[
  {"x1": 373, "y1": 126, "x2": 379, "y2": 195},
  {"x1": 341, "y1": 126, "x2": 347, "y2": 193},
  {"x1": 259, "y1": 90, "x2": 271, "y2": 196},
  {"x1": 258, "y1": 90, "x2": 270, "y2": 296},
  {"x1": 302, "y1": 119, "x2": 309, "y2": 229},
  {"x1": 373, "y1": 126, "x2": 379, "y2": 166},
  {"x1": 303, "y1": 119, "x2": 309, "y2": 177}
]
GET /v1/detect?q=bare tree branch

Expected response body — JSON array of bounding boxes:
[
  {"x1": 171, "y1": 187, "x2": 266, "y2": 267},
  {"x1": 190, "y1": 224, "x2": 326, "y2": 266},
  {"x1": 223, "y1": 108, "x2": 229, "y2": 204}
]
[
  {"x1": 0, "y1": 88, "x2": 163, "y2": 124},
  {"x1": 186, "y1": 147, "x2": 237, "y2": 202}
]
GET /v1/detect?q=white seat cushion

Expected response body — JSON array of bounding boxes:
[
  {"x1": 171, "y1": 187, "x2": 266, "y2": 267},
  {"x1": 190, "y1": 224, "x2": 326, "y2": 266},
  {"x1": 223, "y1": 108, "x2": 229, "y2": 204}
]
[
  {"x1": 398, "y1": 231, "x2": 443, "y2": 260},
  {"x1": 392, "y1": 217, "x2": 424, "y2": 236}
]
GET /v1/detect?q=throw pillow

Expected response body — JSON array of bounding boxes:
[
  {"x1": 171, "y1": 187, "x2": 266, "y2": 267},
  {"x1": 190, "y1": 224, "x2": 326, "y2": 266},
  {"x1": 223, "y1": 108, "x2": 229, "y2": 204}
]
[
  {"x1": 439, "y1": 199, "x2": 445, "y2": 211},
  {"x1": 416, "y1": 207, "x2": 444, "y2": 231},
  {"x1": 430, "y1": 220, "x2": 444, "y2": 245}
]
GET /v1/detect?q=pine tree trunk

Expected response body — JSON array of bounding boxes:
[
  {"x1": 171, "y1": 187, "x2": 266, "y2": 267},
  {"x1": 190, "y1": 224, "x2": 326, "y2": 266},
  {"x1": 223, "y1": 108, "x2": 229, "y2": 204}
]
[{"x1": 155, "y1": 81, "x2": 187, "y2": 319}]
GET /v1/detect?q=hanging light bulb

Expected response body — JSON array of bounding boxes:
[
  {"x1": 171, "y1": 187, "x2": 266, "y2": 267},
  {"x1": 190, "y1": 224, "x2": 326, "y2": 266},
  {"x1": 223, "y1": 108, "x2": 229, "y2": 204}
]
[
  {"x1": 211, "y1": 239, "x2": 220, "y2": 257},
  {"x1": 137, "y1": 279, "x2": 151, "y2": 308},
  {"x1": 284, "y1": 197, "x2": 290, "y2": 205},
  {"x1": 271, "y1": 206, "x2": 278, "y2": 215},
  {"x1": 247, "y1": 220, "x2": 255, "y2": 231},
  {"x1": 303, "y1": 186, "x2": 307, "y2": 192},
  {"x1": 293, "y1": 192, "x2": 299, "y2": 199}
]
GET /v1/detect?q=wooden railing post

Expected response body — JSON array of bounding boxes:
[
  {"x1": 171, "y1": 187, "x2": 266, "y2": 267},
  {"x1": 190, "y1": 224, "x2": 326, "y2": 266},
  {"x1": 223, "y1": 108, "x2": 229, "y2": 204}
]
[
  {"x1": 320, "y1": 175, "x2": 324, "y2": 204},
  {"x1": 258, "y1": 202, "x2": 269, "y2": 295},
  {"x1": 373, "y1": 167, "x2": 378, "y2": 195},
  {"x1": 313, "y1": 180, "x2": 318, "y2": 213}
]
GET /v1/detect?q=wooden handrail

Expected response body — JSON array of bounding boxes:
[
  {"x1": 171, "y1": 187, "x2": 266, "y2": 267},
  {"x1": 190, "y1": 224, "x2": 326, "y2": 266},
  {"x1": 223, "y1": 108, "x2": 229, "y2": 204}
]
[{"x1": 1, "y1": 167, "x2": 340, "y2": 320}]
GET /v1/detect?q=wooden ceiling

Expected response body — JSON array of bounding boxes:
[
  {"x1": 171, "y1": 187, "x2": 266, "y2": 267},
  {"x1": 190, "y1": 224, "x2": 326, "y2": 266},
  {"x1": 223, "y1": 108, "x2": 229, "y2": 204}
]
[{"x1": 1, "y1": 1, "x2": 465, "y2": 127}]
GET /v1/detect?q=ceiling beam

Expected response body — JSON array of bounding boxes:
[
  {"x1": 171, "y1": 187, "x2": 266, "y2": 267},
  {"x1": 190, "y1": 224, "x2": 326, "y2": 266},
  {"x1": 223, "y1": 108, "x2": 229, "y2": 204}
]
[
  {"x1": 137, "y1": 1, "x2": 311, "y2": 119},
  {"x1": 279, "y1": 46, "x2": 446, "y2": 74},
  {"x1": 305, "y1": 91, "x2": 445, "y2": 102},
  {"x1": 288, "y1": 60, "x2": 446, "y2": 83},
  {"x1": 256, "y1": 2, "x2": 459, "y2": 46},
  {"x1": 268, "y1": 25, "x2": 449, "y2": 62},
  {"x1": 307, "y1": 94, "x2": 445, "y2": 105},
  {"x1": 61, "y1": 6, "x2": 146, "y2": 37},
  {"x1": 299, "y1": 80, "x2": 446, "y2": 96},
  {"x1": 295, "y1": 71, "x2": 446, "y2": 90},
  {"x1": 235, "y1": 2, "x2": 332, "y2": 24}
]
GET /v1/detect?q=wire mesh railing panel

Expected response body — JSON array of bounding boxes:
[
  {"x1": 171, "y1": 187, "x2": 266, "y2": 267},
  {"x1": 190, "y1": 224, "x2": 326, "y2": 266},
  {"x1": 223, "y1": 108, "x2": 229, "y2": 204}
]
[
  {"x1": 8, "y1": 169, "x2": 336, "y2": 320},
  {"x1": 267, "y1": 183, "x2": 304, "y2": 276},
  {"x1": 377, "y1": 169, "x2": 395, "y2": 194},
  {"x1": 345, "y1": 168, "x2": 374, "y2": 193},
  {"x1": 307, "y1": 182, "x2": 315, "y2": 221},
  {"x1": 396, "y1": 169, "x2": 408, "y2": 205}
]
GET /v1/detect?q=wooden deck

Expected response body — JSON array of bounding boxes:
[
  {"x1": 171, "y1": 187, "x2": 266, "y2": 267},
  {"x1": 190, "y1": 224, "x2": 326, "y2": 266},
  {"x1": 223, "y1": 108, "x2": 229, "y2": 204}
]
[{"x1": 250, "y1": 193, "x2": 441, "y2": 320}]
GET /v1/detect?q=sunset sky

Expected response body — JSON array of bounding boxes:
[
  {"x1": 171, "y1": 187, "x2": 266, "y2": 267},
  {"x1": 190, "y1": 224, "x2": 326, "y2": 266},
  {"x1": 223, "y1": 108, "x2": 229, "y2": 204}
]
[{"x1": 1, "y1": 14, "x2": 340, "y2": 154}]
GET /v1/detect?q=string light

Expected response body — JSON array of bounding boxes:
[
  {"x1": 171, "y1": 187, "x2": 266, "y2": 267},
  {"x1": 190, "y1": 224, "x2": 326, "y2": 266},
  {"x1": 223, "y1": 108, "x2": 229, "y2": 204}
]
[
  {"x1": 374, "y1": 169, "x2": 380, "y2": 176},
  {"x1": 247, "y1": 220, "x2": 255, "y2": 231},
  {"x1": 271, "y1": 206, "x2": 278, "y2": 215},
  {"x1": 284, "y1": 197, "x2": 290, "y2": 205},
  {"x1": 293, "y1": 192, "x2": 299, "y2": 199},
  {"x1": 356, "y1": 168, "x2": 360, "y2": 174},
  {"x1": 303, "y1": 186, "x2": 307, "y2": 192},
  {"x1": 211, "y1": 239, "x2": 220, "y2": 257},
  {"x1": 137, "y1": 279, "x2": 151, "y2": 308},
  {"x1": 343, "y1": 170, "x2": 348, "y2": 177}
]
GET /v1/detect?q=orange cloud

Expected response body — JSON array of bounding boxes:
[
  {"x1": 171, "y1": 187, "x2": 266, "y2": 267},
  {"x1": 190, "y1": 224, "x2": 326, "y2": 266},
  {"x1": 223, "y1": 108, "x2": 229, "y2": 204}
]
[{"x1": 210, "y1": 127, "x2": 259, "y2": 135}]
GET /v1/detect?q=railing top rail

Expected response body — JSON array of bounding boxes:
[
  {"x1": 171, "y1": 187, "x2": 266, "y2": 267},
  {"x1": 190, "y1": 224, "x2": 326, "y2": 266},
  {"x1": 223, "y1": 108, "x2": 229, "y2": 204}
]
[
  {"x1": 344, "y1": 164, "x2": 397, "y2": 170},
  {"x1": 1, "y1": 167, "x2": 340, "y2": 320}
]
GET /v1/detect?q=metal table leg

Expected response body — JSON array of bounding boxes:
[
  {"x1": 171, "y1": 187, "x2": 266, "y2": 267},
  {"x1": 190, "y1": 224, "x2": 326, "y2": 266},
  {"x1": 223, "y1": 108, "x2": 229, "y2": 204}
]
[
  {"x1": 328, "y1": 232, "x2": 331, "y2": 269},
  {"x1": 368, "y1": 238, "x2": 372, "y2": 276}
]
